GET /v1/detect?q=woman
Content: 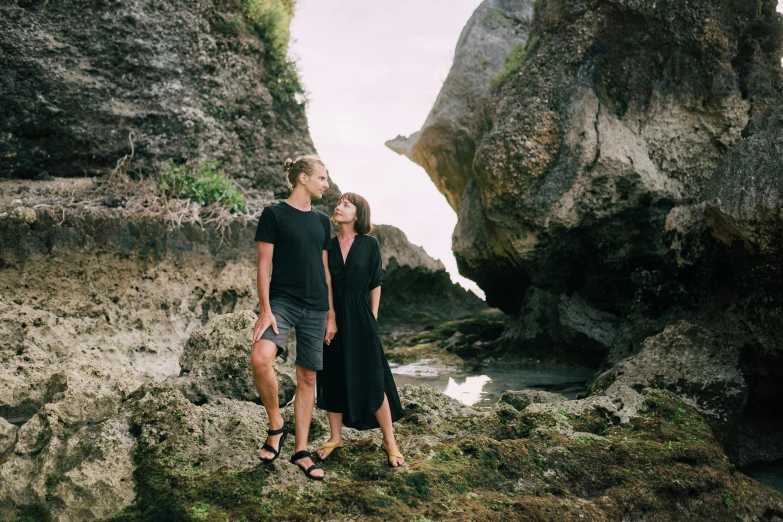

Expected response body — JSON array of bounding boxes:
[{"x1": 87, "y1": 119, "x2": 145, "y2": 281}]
[{"x1": 315, "y1": 192, "x2": 405, "y2": 467}]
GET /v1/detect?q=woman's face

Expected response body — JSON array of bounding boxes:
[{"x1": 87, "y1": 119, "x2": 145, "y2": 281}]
[{"x1": 333, "y1": 198, "x2": 357, "y2": 224}]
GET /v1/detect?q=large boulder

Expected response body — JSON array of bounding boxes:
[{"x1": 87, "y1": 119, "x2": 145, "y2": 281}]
[
  {"x1": 704, "y1": 98, "x2": 783, "y2": 254},
  {"x1": 389, "y1": 0, "x2": 783, "y2": 364},
  {"x1": 592, "y1": 321, "x2": 748, "y2": 449},
  {"x1": 387, "y1": 0, "x2": 534, "y2": 211},
  {"x1": 177, "y1": 310, "x2": 297, "y2": 406},
  {"x1": 0, "y1": 0, "x2": 333, "y2": 202},
  {"x1": 0, "y1": 380, "x2": 281, "y2": 522}
]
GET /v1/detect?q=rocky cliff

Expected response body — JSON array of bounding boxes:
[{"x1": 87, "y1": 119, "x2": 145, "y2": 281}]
[
  {"x1": 0, "y1": 0, "x2": 327, "y2": 201},
  {"x1": 389, "y1": 0, "x2": 783, "y2": 365},
  {"x1": 387, "y1": 0, "x2": 534, "y2": 211}
]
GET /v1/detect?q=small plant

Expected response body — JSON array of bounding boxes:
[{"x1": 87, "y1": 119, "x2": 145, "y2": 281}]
[
  {"x1": 490, "y1": 35, "x2": 543, "y2": 91},
  {"x1": 159, "y1": 160, "x2": 247, "y2": 214}
]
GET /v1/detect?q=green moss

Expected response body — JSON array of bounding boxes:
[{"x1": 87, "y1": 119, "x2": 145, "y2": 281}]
[
  {"x1": 108, "y1": 389, "x2": 783, "y2": 521},
  {"x1": 158, "y1": 160, "x2": 247, "y2": 214},
  {"x1": 11, "y1": 505, "x2": 52, "y2": 522},
  {"x1": 490, "y1": 34, "x2": 544, "y2": 92}
]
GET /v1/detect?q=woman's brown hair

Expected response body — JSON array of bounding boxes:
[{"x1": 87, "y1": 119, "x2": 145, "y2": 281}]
[
  {"x1": 284, "y1": 154, "x2": 325, "y2": 189},
  {"x1": 338, "y1": 192, "x2": 373, "y2": 235}
]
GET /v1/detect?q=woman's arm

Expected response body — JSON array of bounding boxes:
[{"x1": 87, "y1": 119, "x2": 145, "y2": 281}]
[
  {"x1": 370, "y1": 286, "x2": 381, "y2": 320},
  {"x1": 323, "y1": 250, "x2": 337, "y2": 344}
]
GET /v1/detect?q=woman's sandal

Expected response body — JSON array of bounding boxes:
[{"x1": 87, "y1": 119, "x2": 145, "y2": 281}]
[
  {"x1": 316, "y1": 439, "x2": 344, "y2": 461},
  {"x1": 290, "y1": 450, "x2": 324, "y2": 481},
  {"x1": 259, "y1": 420, "x2": 289, "y2": 463},
  {"x1": 381, "y1": 441, "x2": 405, "y2": 467}
]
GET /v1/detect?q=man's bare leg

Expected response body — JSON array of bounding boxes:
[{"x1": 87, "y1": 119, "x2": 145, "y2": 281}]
[
  {"x1": 251, "y1": 339, "x2": 284, "y2": 460},
  {"x1": 292, "y1": 365, "x2": 324, "y2": 478},
  {"x1": 375, "y1": 394, "x2": 404, "y2": 467},
  {"x1": 316, "y1": 412, "x2": 344, "y2": 460}
]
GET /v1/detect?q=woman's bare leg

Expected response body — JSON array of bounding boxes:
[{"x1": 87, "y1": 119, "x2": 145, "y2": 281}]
[
  {"x1": 316, "y1": 412, "x2": 344, "y2": 460},
  {"x1": 375, "y1": 394, "x2": 404, "y2": 467}
]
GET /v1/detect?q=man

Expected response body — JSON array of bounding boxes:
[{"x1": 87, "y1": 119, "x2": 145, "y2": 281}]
[{"x1": 251, "y1": 154, "x2": 337, "y2": 480}]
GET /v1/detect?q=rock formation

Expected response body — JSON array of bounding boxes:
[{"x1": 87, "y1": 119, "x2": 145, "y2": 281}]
[
  {"x1": 388, "y1": 0, "x2": 783, "y2": 468},
  {"x1": 372, "y1": 224, "x2": 486, "y2": 324},
  {"x1": 387, "y1": 0, "x2": 534, "y2": 211},
  {"x1": 0, "y1": 0, "x2": 346, "y2": 206},
  {"x1": 389, "y1": 0, "x2": 783, "y2": 363}
]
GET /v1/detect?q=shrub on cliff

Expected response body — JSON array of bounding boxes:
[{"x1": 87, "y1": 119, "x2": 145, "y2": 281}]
[
  {"x1": 159, "y1": 160, "x2": 247, "y2": 214},
  {"x1": 243, "y1": 0, "x2": 305, "y2": 111}
]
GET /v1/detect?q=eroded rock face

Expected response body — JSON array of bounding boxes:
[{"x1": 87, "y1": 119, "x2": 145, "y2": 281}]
[
  {"x1": 460, "y1": 0, "x2": 781, "y2": 314},
  {"x1": 390, "y1": 0, "x2": 783, "y2": 364},
  {"x1": 177, "y1": 310, "x2": 296, "y2": 407},
  {"x1": 593, "y1": 321, "x2": 747, "y2": 448},
  {"x1": 653, "y1": 100, "x2": 783, "y2": 466},
  {"x1": 704, "y1": 98, "x2": 783, "y2": 254},
  {"x1": 0, "y1": 0, "x2": 318, "y2": 199},
  {"x1": 387, "y1": 0, "x2": 534, "y2": 210}
]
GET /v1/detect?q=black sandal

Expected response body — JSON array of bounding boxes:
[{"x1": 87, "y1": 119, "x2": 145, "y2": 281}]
[
  {"x1": 259, "y1": 420, "x2": 289, "y2": 463},
  {"x1": 290, "y1": 450, "x2": 324, "y2": 481}
]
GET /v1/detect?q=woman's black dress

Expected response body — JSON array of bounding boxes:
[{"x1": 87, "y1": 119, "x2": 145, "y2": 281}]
[{"x1": 316, "y1": 234, "x2": 404, "y2": 430}]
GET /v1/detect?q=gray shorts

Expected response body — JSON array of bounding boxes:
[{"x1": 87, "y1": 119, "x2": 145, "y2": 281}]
[{"x1": 261, "y1": 297, "x2": 328, "y2": 371}]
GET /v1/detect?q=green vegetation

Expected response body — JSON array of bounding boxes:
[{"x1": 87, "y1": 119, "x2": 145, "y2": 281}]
[
  {"x1": 158, "y1": 160, "x2": 247, "y2": 213},
  {"x1": 107, "y1": 389, "x2": 783, "y2": 521},
  {"x1": 242, "y1": 0, "x2": 304, "y2": 111},
  {"x1": 491, "y1": 35, "x2": 543, "y2": 91}
]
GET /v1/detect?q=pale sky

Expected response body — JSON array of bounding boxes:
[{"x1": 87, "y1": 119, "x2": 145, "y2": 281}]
[
  {"x1": 290, "y1": 0, "x2": 485, "y2": 297},
  {"x1": 291, "y1": 1, "x2": 783, "y2": 299}
]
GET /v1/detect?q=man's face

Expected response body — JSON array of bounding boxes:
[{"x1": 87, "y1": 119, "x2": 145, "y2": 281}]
[{"x1": 302, "y1": 164, "x2": 329, "y2": 199}]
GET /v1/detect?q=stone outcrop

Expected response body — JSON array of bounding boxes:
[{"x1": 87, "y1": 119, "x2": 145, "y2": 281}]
[
  {"x1": 177, "y1": 310, "x2": 297, "y2": 406},
  {"x1": 647, "y1": 99, "x2": 783, "y2": 467},
  {"x1": 387, "y1": 0, "x2": 534, "y2": 211},
  {"x1": 372, "y1": 224, "x2": 487, "y2": 324},
  {"x1": 0, "y1": 0, "x2": 328, "y2": 201},
  {"x1": 593, "y1": 321, "x2": 747, "y2": 447},
  {"x1": 389, "y1": 0, "x2": 783, "y2": 365}
]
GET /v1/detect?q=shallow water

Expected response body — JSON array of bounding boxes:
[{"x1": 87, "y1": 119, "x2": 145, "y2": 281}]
[
  {"x1": 740, "y1": 461, "x2": 783, "y2": 494},
  {"x1": 390, "y1": 359, "x2": 595, "y2": 408}
]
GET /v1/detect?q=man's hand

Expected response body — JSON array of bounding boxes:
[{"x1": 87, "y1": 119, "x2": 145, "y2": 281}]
[
  {"x1": 253, "y1": 309, "x2": 278, "y2": 342},
  {"x1": 324, "y1": 311, "x2": 337, "y2": 345}
]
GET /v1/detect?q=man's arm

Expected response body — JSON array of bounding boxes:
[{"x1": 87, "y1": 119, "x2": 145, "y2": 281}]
[
  {"x1": 370, "y1": 286, "x2": 381, "y2": 320},
  {"x1": 323, "y1": 250, "x2": 337, "y2": 344},
  {"x1": 253, "y1": 241, "x2": 278, "y2": 342}
]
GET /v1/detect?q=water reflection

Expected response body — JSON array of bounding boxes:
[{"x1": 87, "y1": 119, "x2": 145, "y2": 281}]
[
  {"x1": 391, "y1": 359, "x2": 594, "y2": 408},
  {"x1": 443, "y1": 375, "x2": 492, "y2": 406}
]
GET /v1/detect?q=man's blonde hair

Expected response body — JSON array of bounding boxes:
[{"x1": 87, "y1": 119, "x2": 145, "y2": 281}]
[{"x1": 284, "y1": 154, "x2": 325, "y2": 189}]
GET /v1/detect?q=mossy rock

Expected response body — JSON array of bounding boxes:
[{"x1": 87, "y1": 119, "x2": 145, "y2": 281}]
[{"x1": 107, "y1": 388, "x2": 783, "y2": 521}]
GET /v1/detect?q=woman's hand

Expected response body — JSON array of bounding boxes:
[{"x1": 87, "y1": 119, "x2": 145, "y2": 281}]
[
  {"x1": 253, "y1": 309, "x2": 278, "y2": 342},
  {"x1": 325, "y1": 311, "x2": 337, "y2": 345}
]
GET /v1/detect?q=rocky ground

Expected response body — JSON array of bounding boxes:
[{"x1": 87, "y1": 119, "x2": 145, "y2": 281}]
[{"x1": 5, "y1": 313, "x2": 783, "y2": 521}]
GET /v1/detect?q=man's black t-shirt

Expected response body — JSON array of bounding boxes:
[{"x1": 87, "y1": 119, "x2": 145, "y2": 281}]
[{"x1": 255, "y1": 202, "x2": 332, "y2": 311}]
